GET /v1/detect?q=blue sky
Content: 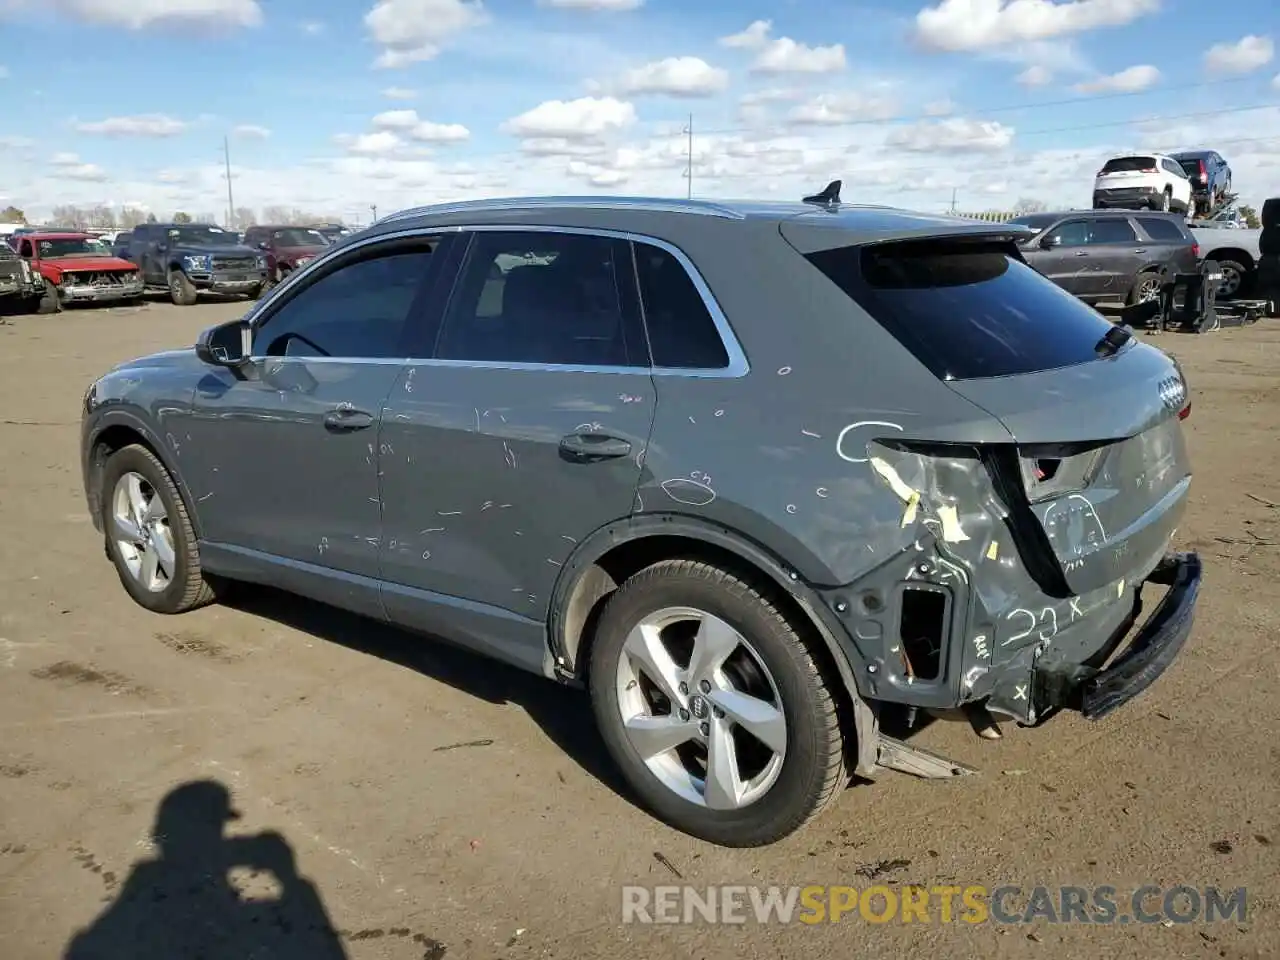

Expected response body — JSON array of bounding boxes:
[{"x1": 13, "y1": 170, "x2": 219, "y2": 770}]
[{"x1": 0, "y1": 0, "x2": 1277, "y2": 223}]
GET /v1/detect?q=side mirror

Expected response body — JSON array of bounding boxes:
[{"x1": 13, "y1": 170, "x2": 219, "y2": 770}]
[
  {"x1": 256, "y1": 241, "x2": 268, "y2": 250},
  {"x1": 195, "y1": 318, "x2": 251, "y2": 369},
  {"x1": 1040, "y1": 234, "x2": 1061, "y2": 249}
]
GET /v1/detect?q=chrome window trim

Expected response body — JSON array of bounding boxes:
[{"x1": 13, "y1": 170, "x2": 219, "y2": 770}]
[{"x1": 246, "y1": 222, "x2": 749, "y2": 380}]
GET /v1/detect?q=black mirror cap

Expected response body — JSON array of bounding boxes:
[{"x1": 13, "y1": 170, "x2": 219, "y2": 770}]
[{"x1": 195, "y1": 318, "x2": 249, "y2": 367}]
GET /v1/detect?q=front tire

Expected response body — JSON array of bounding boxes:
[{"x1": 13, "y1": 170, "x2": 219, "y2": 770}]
[
  {"x1": 169, "y1": 270, "x2": 198, "y2": 306},
  {"x1": 587, "y1": 559, "x2": 848, "y2": 847},
  {"x1": 100, "y1": 444, "x2": 218, "y2": 614},
  {"x1": 36, "y1": 283, "x2": 62, "y2": 314},
  {"x1": 1214, "y1": 259, "x2": 1250, "y2": 300}
]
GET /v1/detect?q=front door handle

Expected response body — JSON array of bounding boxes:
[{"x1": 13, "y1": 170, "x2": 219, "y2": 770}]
[
  {"x1": 1074, "y1": 250, "x2": 1089, "y2": 257},
  {"x1": 559, "y1": 433, "x2": 632, "y2": 462},
  {"x1": 323, "y1": 407, "x2": 375, "y2": 432},
  {"x1": 1133, "y1": 248, "x2": 1147, "y2": 254}
]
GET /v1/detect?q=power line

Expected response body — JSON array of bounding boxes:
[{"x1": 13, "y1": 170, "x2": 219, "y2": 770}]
[{"x1": 680, "y1": 75, "x2": 1269, "y2": 138}]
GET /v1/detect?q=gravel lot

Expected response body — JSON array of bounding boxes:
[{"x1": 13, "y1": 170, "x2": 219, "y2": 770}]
[{"x1": 0, "y1": 298, "x2": 1277, "y2": 960}]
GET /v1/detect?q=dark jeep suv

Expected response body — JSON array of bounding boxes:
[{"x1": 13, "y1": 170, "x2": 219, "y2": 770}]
[
  {"x1": 116, "y1": 222, "x2": 268, "y2": 305},
  {"x1": 1009, "y1": 210, "x2": 1199, "y2": 305},
  {"x1": 79, "y1": 189, "x2": 1201, "y2": 847}
]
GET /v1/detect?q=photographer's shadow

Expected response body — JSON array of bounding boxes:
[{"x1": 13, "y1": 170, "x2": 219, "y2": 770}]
[{"x1": 65, "y1": 780, "x2": 348, "y2": 960}]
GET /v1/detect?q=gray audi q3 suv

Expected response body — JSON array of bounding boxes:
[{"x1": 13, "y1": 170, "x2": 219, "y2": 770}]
[{"x1": 80, "y1": 184, "x2": 1201, "y2": 847}]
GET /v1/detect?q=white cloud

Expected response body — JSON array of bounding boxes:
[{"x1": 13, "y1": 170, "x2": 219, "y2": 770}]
[
  {"x1": 914, "y1": 0, "x2": 1160, "y2": 52},
  {"x1": 719, "y1": 20, "x2": 771, "y2": 48},
  {"x1": 46, "y1": 0, "x2": 262, "y2": 29},
  {"x1": 335, "y1": 131, "x2": 403, "y2": 156},
  {"x1": 1073, "y1": 64, "x2": 1160, "y2": 93},
  {"x1": 924, "y1": 99, "x2": 956, "y2": 116},
  {"x1": 1203, "y1": 35, "x2": 1275, "y2": 75},
  {"x1": 371, "y1": 109, "x2": 470, "y2": 142},
  {"x1": 382, "y1": 87, "x2": 419, "y2": 100},
  {"x1": 787, "y1": 92, "x2": 898, "y2": 126},
  {"x1": 301, "y1": 20, "x2": 324, "y2": 34},
  {"x1": 0, "y1": 136, "x2": 35, "y2": 149},
  {"x1": 73, "y1": 114, "x2": 188, "y2": 136},
  {"x1": 365, "y1": 0, "x2": 489, "y2": 68},
  {"x1": 1274, "y1": 73, "x2": 1280, "y2": 89},
  {"x1": 537, "y1": 0, "x2": 642, "y2": 9},
  {"x1": 232, "y1": 124, "x2": 271, "y2": 139},
  {"x1": 1016, "y1": 64, "x2": 1054, "y2": 86},
  {"x1": 753, "y1": 38, "x2": 846, "y2": 74},
  {"x1": 0, "y1": 65, "x2": 8, "y2": 79},
  {"x1": 613, "y1": 57, "x2": 729, "y2": 98},
  {"x1": 719, "y1": 19, "x2": 845, "y2": 74},
  {"x1": 49, "y1": 154, "x2": 108, "y2": 181},
  {"x1": 887, "y1": 117, "x2": 1016, "y2": 153},
  {"x1": 501, "y1": 96, "x2": 636, "y2": 140}
]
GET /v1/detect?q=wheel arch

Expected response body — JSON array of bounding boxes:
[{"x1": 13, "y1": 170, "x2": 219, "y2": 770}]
[
  {"x1": 548, "y1": 514, "x2": 873, "y2": 705},
  {"x1": 1201, "y1": 246, "x2": 1255, "y2": 271},
  {"x1": 85, "y1": 412, "x2": 202, "y2": 540}
]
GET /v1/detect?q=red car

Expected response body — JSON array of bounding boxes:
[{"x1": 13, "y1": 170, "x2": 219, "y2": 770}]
[
  {"x1": 241, "y1": 225, "x2": 329, "y2": 289},
  {"x1": 14, "y1": 231, "x2": 144, "y2": 312}
]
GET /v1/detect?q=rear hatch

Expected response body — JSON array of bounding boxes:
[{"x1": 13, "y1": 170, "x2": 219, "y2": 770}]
[
  {"x1": 783, "y1": 224, "x2": 1192, "y2": 596},
  {"x1": 1097, "y1": 155, "x2": 1158, "y2": 188}
]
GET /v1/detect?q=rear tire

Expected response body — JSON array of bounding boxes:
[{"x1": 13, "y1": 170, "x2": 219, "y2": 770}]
[
  {"x1": 587, "y1": 559, "x2": 848, "y2": 847},
  {"x1": 1214, "y1": 259, "x2": 1250, "y2": 300},
  {"x1": 168, "y1": 270, "x2": 198, "y2": 306},
  {"x1": 1154, "y1": 189, "x2": 1171, "y2": 212},
  {"x1": 1127, "y1": 270, "x2": 1163, "y2": 306},
  {"x1": 99, "y1": 444, "x2": 219, "y2": 614}
]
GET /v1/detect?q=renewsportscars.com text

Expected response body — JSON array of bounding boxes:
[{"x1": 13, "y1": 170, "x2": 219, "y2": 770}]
[{"x1": 621, "y1": 884, "x2": 1248, "y2": 926}]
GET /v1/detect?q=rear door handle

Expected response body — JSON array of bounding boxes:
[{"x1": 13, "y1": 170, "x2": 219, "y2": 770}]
[
  {"x1": 1074, "y1": 251, "x2": 1089, "y2": 257},
  {"x1": 559, "y1": 433, "x2": 632, "y2": 461},
  {"x1": 1133, "y1": 248, "x2": 1147, "y2": 253},
  {"x1": 323, "y1": 407, "x2": 375, "y2": 432}
]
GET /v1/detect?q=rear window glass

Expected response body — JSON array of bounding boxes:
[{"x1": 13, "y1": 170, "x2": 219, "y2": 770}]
[
  {"x1": 1176, "y1": 159, "x2": 1201, "y2": 175},
  {"x1": 1136, "y1": 217, "x2": 1188, "y2": 242},
  {"x1": 804, "y1": 240, "x2": 1117, "y2": 381},
  {"x1": 1101, "y1": 156, "x2": 1155, "y2": 173}
]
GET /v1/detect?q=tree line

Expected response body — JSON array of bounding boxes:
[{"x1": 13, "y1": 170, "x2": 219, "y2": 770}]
[{"x1": 0, "y1": 204, "x2": 348, "y2": 229}]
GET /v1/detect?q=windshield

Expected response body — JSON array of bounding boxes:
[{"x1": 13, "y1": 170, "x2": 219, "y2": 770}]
[
  {"x1": 37, "y1": 237, "x2": 110, "y2": 258},
  {"x1": 1007, "y1": 213, "x2": 1059, "y2": 233},
  {"x1": 168, "y1": 226, "x2": 237, "y2": 247},
  {"x1": 271, "y1": 228, "x2": 327, "y2": 247},
  {"x1": 1101, "y1": 156, "x2": 1155, "y2": 174}
]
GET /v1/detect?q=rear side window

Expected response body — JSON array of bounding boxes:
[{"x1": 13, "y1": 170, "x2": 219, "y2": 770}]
[
  {"x1": 805, "y1": 240, "x2": 1117, "y2": 381},
  {"x1": 1088, "y1": 218, "x2": 1137, "y2": 243},
  {"x1": 633, "y1": 242, "x2": 729, "y2": 369},
  {"x1": 1136, "y1": 217, "x2": 1188, "y2": 242},
  {"x1": 1101, "y1": 156, "x2": 1155, "y2": 174}
]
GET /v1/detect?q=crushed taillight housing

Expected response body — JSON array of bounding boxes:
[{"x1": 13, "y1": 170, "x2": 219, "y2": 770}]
[{"x1": 1178, "y1": 403, "x2": 1191, "y2": 420}]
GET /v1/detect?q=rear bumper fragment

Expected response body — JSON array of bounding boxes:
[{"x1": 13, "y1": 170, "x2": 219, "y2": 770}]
[{"x1": 1033, "y1": 552, "x2": 1201, "y2": 721}]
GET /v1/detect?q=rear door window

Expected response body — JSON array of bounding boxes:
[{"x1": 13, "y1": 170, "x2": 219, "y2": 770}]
[
  {"x1": 1136, "y1": 217, "x2": 1188, "y2": 242},
  {"x1": 803, "y1": 239, "x2": 1117, "y2": 381},
  {"x1": 1086, "y1": 218, "x2": 1137, "y2": 243}
]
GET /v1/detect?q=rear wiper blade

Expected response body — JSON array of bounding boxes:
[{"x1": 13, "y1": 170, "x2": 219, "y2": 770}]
[{"x1": 1095, "y1": 324, "x2": 1133, "y2": 357}]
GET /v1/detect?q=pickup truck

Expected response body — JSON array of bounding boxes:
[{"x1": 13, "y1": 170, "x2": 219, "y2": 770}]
[
  {"x1": 0, "y1": 243, "x2": 45, "y2": 310},
  {"x1": 1187, "y1": 221, "x2": 1263, "y2": 299},
  {"x1": 14, "y1": 232, "x2": 143, "y2": 312},
  {"x1": 116, "y1": 222, "x2": 268, "y2": 305}
]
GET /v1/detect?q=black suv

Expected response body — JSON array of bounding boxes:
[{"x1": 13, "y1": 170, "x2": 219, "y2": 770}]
[
  {"x1": 80, "y1": 189, "x2": 1200, "y2": 847},
  {"x1": 1170, "y1": 150, "x2": 1232, "y2": 217},
  {"x1": 1009, "y1": 210, "x2": 1199, "y2": 305},
  {"x1": 116, "y1": 223, "x2": 269, "y2": 305}
]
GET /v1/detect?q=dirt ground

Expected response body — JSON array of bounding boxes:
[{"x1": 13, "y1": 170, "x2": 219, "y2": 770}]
[{"x1": 0, "y1": 297, "x2": 1277, "y2": 960}]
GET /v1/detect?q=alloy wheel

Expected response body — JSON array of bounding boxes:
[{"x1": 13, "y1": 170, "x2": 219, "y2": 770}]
[
  {"x1": 110, "y1": 471, "x2": 175, "y2": 593},
  {"x1": 614, "y1": 606, "x2": 787, "y2": 810},
  {"x1": 1138, "y1": 276, "x2": 1162, "y2": 303},
  {"x1": 1217, "y1": 264, "x2": 1241, "y2": 298}
]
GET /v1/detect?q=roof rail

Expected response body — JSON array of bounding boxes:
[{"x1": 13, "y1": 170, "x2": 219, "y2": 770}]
[{"x1": 375, "y1": 195, "x2": 748, "y2": 225}]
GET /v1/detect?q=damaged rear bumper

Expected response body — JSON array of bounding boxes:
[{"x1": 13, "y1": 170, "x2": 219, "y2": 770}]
[{"x1": 1035, "y1": 551, "x2": 1201, "y2": 721}]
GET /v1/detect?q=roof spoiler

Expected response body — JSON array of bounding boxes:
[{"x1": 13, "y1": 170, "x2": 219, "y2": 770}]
[{"x1": 802, "y1": 180, "x2": 842, "y2": 208}]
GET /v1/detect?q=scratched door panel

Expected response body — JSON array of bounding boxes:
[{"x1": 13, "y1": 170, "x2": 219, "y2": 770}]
[
  {"x1": 377, "y1": 365, "x2": 655, "y2": 619},
  {"x1": 188, "y1": 358, "x2": 404, "y2": 579}
]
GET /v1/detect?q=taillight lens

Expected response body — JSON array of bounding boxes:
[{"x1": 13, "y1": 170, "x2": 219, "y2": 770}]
[
  {"x1": 1191, "y1": 243, "x2": 1200, "y2": 258},
  {"x1": 1178, "y1": 403, "x2": 1191, "y2": 420},
  {"x1": 1198, "y1": 160, "x2": 1206, "y2": 179}
]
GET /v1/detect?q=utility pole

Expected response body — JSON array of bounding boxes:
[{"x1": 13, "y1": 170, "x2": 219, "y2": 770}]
[
  {"x1": 370, "y1": 204, "x2": 378, "y2": 223},
  {"x1": 949, "y1": 187, "x2": 957, "y2": 215},
  {"x1": 686, "y1": 113, "x2": 693, "y2": 199},
  {"x1": 223, "y1": 136, "x2": 235, "y2": 228}
]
